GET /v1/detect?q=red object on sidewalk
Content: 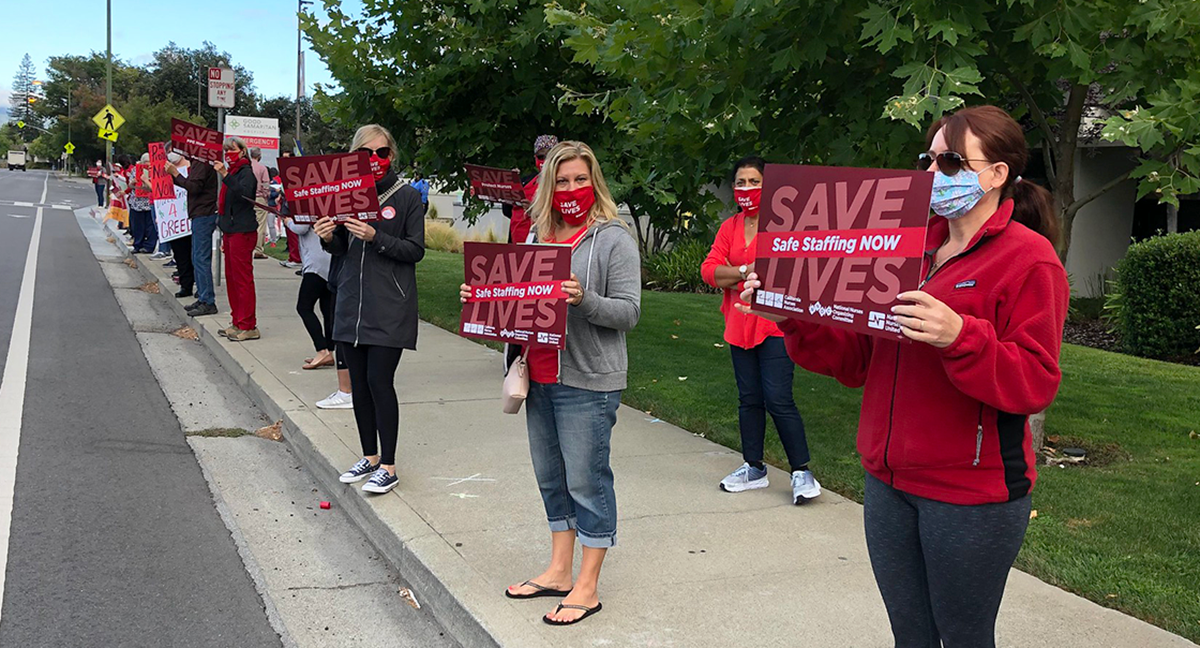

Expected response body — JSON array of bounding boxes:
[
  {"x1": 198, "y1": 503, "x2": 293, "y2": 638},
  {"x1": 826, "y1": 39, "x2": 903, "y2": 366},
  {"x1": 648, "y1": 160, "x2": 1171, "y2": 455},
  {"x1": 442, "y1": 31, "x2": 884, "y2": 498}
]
[
  {"x1": 319, "y1": 501, "x2": 331, "y2": 510},
  {"x1": 222, "y1": 230, "x2": 258, "y2": 330},
  {"x1": 286, "y1": 227, "x2": 301, "y2": 263}
]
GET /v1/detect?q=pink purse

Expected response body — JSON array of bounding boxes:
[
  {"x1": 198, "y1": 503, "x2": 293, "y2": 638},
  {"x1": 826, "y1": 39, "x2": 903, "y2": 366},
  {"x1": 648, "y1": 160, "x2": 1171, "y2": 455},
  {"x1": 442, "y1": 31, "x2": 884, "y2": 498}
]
[{"x1": 502, "y1": 351, "x2": 529, "y2": 414}]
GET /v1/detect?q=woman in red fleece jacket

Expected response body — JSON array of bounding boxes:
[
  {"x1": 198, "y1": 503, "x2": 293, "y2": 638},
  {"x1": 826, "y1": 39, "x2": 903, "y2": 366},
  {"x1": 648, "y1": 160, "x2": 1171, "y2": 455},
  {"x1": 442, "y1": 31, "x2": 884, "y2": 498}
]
[{"x1": 738, "y1": 105, "x2": 1068, "y2": 647}]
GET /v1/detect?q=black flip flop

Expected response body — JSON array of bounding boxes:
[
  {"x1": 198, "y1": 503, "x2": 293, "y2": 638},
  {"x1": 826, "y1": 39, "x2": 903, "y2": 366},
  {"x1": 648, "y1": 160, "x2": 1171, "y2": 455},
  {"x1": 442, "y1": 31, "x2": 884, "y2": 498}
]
[
  {"x1": 543, "y1": 602, "x2": 602, "y2": 626},
  {"x1": 505, "y1": 580, "x2": 571, "y2": 600}
]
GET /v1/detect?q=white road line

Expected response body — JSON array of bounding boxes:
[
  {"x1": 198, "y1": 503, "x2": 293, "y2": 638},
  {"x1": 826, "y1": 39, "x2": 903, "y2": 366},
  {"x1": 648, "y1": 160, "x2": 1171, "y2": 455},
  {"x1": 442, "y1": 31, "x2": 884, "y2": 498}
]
[
  {"x1": 12, "y1": 202, "x2": 32, "y2": 208},
  {"x1": 0, "y1": 172, "x2": 47, "y2": 617}
]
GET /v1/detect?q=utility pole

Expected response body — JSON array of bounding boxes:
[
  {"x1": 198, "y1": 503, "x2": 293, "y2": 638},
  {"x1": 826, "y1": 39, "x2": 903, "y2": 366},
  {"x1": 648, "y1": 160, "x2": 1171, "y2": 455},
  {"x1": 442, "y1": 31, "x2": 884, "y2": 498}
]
[
  {"x1": 106, "y1": 0, "x2": 112, "y2": 201},
  {"x1": 296, "y1": 0, "x2": 311, "y2": 154}
]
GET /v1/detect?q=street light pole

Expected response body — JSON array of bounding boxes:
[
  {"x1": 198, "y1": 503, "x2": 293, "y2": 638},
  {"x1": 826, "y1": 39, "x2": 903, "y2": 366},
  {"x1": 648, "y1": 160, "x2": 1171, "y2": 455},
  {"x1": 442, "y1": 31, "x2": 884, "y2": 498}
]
[
  {"x1": 105, "y1": 0, "x2": 112, "y2": 200},
  {"x1": 296, "y1": 0, "x2": 312, "y2": 154}
]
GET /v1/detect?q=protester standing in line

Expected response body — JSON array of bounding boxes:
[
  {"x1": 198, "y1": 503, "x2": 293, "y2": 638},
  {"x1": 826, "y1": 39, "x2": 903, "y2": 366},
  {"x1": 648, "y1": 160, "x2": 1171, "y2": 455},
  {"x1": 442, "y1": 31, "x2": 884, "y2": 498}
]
[
  {"x1": 273, "y1": 168, "x2": 302, "y2": 270},
  {"x1": 159, "y1": 151, "x2": 196, "y2": 300},
  {"x1": 313, "y1": 248, "x2": 354, "y2": 411},
  {"x1": 315, "y1": 124, "x2": 424, "y2": 495},
  {"x1": 701, "y1": 156, "x2": 820, "y2": 504},
  {"x1": 127, "y1": 155, "x2": 158, "y2": 254},
  {"x1": 737, "y1": 105, "x2": 1068, "y2": 648},
  {"x1": 409, "y1": 172, "x2": 429, "y2": 214},
  {"x1": 501, "y1": 134, "x2": 558, "y2": 245},
  {"x1": 463, "y1": 141, "x2": 640, "y2": 626},
  {"x1": 168, "y1": 150, "x2": 220, "y2": 317},
  {"x1": 215, "y1": 137, "x2": 260, "y2": 341},
  {"x1": 93, "y1": 160, "x2": 108, "y2": 207},
  {"x1": 249, "y1": 147, "x2": 272, "y2": 259},
  {"x1": 284, "y1": 206, "x2": 336, "y2": 370}
]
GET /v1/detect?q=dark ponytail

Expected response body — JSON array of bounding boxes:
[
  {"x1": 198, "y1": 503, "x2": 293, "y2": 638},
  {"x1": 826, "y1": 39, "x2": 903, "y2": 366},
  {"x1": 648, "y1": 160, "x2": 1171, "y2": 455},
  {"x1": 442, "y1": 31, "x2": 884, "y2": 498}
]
[{"x1": 927, "y1": 105, "x2": 1060, "y2": 248}]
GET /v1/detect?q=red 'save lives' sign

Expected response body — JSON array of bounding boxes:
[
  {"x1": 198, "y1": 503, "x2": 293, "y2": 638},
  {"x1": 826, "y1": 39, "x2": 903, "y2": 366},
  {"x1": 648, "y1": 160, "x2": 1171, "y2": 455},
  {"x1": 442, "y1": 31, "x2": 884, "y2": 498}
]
[
  {"x1": 147, "y1": 142, "x2": 175, "y2": 201},
  {"x1": 279, "y1": 152, "x2": 380, "y2": 224},
  {"x1": 460, "y1": 242, "x2": 572, "y2": 349},
  {"x1": 465, "y1": 164, "x2": 525, "y2": 205},
  {"x1": 170, "y1": 118, "x2": 223, "y2": 163},
  {"x1": 87, "y1": 167, "x2": 102, "y2": 179},
  {"x1": 752, "y1": 164, "x2": 933, "y2": 340}
]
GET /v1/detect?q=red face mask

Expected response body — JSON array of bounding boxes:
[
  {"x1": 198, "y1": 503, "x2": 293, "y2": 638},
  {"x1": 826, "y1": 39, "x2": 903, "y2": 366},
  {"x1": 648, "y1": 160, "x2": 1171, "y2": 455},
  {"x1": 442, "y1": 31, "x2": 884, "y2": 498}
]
[
  {"x1": 553, "y1": 186, "x2": 596, "y2": 226},
  {"x1": 224, "y1": 150, "x2": 241, "y2": 167},
  {"x1": 369, "y1": 154, "x2": 389, "y2": 181},
  {"x1": 735, "y1": 186, "x2": 762, "y2": 214},
  {"x1": 535, "y1": 156, "x2": 545, "y2": 171}
]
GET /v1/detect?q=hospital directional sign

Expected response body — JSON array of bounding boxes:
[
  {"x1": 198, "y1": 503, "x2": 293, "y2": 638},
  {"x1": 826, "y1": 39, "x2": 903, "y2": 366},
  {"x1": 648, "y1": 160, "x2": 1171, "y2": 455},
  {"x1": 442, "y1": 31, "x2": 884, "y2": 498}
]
[{"x1": 92, "y1": 104, "x2": 125, "y2": 132}]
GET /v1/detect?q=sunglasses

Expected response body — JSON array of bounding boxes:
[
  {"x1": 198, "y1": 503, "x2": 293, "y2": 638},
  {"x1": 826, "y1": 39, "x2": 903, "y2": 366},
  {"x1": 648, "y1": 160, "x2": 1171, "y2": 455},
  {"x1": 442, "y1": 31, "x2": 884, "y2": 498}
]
[
  {"x1": 356, "y1": 147, "x2": 392, "y2": 159},
  {"x1": 917, "y1": 151, "x2": 991, "y2": 176}
]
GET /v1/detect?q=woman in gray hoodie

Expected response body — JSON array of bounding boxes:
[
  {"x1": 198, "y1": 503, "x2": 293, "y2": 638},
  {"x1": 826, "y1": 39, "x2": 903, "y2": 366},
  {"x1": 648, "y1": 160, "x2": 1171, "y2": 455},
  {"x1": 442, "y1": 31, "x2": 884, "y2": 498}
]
[{"x1": 464, "y1": 141, "x2": 640, "y2": 626}]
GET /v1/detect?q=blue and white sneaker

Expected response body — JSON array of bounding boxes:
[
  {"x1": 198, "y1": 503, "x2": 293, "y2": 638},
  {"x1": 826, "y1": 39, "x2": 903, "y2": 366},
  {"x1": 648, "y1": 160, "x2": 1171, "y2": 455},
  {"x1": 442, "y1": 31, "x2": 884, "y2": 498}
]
[
  {"x1": 791, "y1": 470, "x2": 821, "y2": 505},
  {"x1": 339, "y1": 458, "x2": 378, "y2": 484},
  {"x1": 719, "y1": 462, "x2": 769, "y2": 493},
  {"x1": 362, "y1": 468, "x2": 399, "y2": 494}
]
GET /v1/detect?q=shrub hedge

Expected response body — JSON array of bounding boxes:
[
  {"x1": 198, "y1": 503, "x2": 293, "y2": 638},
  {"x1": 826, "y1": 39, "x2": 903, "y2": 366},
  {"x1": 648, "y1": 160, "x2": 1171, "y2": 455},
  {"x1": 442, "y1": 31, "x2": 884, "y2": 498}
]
[{"x1": 1105, "y1": 231, "x2": 1200, "y2": 359}]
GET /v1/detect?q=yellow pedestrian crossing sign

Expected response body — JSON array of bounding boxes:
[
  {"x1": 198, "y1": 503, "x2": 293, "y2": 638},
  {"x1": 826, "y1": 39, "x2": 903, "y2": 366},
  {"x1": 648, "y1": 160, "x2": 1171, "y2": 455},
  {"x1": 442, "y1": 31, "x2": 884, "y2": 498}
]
[
  {"x1": 64, "y1": 142, "x2": 75, "y2": 154},
  {"x1": 16, "y1": 121, "x2": 25, "y2": 129},
  {"x1": 98, "y1": 127, "x2": 119, "y2": 142},
  {"x1": 92, "y1": 104, "x2": 125, "y2": 131}
]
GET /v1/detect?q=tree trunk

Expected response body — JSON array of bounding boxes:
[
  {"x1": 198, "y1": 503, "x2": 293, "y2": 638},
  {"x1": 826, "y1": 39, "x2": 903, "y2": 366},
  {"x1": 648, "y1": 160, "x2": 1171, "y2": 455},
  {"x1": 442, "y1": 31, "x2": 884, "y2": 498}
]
[
  {"x1": 1166, "y1": 203, "x2": 1179, "y2": 234},
  {"x1": 1029, "y1": 410, "x2": 1047, "y2": 457}
]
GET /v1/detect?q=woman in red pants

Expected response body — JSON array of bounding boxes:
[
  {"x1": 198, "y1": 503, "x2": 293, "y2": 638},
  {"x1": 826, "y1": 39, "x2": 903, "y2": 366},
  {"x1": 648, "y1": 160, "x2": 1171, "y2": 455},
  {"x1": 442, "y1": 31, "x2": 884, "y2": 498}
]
[{"x1": 215, "y1": 136, "x2": 261, "y2": 342}]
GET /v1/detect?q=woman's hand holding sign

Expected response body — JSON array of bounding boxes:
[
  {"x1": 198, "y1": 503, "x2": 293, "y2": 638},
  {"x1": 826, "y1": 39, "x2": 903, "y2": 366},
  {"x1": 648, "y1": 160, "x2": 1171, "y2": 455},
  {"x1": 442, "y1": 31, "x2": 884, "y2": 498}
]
[
  {"x1": 314, "y1": 217, "x2": 337, "y2": 242},
  {"x1": 562, "y1": 274, "x2": 584, "y2": 306},
  {"x1": 891, "y1": 291, "x2": 963, "y2": 348},
  {"x1": 734, "y1": 273, "x2": 786, "y2": 323},
  {"x1": 344, "y1": 218, "x2": 376, "y2": 242}
]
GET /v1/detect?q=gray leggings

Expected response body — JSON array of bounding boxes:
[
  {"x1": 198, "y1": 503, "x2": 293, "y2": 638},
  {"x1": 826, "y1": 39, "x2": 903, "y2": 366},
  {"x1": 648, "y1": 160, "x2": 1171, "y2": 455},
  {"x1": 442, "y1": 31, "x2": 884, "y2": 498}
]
[{"x1": 864, "y1": 473, "x2": 1031, "y2": 648}]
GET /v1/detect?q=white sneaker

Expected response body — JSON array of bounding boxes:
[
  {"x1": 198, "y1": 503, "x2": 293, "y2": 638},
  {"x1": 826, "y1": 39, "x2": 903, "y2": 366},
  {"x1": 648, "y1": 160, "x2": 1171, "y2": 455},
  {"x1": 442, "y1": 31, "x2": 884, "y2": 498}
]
[
  {"x1": 316, "y1": 390, "x2": 354, "y2": 410},
  {"x1": 720, "y1": 463, "x2": 769, "y2": 493},
  {"x1": 791, "y1": 470, "x2": 821, "y2": 504},
  {"x1": 149, "y1": 251, "x2": 171, "y2": 260}
]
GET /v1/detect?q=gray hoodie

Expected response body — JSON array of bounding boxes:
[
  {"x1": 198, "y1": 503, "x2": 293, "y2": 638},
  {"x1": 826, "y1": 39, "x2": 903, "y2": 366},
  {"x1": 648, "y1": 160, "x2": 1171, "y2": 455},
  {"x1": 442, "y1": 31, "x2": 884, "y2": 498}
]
[{"x1": 557, "y1": 220, "x2": 642, "y2": 392}]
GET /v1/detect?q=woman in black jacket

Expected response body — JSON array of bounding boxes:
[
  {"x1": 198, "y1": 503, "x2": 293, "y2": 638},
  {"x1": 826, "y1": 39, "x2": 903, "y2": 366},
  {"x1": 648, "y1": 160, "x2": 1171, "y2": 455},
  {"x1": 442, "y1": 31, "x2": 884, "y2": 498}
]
[
  {"x1": 315, "y1": 124, "x2": 425, "y2": 494},
  {"x1": 215, "y1": 136, "x2": 261, "y2": 341}
]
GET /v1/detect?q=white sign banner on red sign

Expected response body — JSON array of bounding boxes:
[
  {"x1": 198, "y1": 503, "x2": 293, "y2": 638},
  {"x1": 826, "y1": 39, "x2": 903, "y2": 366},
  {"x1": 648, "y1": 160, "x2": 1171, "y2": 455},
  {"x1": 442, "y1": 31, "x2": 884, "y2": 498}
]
[
  {"x1": 207, "y1": 67, "x2": 235, "y2": 109},
  {"x1": 156, "y1": 168, "x2": 192, "y2": 243}
]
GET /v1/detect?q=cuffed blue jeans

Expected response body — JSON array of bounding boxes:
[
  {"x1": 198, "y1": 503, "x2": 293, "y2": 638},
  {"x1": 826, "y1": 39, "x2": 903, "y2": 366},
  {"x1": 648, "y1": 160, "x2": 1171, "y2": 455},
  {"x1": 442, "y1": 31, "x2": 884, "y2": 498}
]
[
  {"x1": 191, "y1": 214, "x2": 219, "y2": 305},
  {"x1": 525, "y1": 382, "x2": 620, "y2": 548},
  {"x1": 730, "y1": 336, "x2": 811, "y2": 472}
]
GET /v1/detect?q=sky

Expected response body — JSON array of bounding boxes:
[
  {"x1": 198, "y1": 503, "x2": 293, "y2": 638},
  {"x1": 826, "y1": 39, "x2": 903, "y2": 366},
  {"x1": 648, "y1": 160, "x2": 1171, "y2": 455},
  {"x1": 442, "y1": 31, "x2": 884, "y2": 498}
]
[{"x1": 2, "y1": 0, "x2": 363, "y2": 117}]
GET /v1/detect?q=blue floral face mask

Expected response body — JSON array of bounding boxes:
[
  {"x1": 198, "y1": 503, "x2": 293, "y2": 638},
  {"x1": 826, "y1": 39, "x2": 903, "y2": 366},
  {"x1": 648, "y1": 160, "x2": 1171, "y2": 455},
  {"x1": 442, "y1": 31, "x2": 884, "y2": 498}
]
[{"x1": 930, "y1": 165, "x2": 994, "y2": 220}]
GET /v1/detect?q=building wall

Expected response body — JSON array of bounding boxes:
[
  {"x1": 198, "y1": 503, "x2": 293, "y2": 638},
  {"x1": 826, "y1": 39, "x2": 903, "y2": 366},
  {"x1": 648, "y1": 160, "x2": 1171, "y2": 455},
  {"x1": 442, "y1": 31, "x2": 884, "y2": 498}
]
[{"x1": 1065, "y1": 147, "x2": 1138, "y2": 296}]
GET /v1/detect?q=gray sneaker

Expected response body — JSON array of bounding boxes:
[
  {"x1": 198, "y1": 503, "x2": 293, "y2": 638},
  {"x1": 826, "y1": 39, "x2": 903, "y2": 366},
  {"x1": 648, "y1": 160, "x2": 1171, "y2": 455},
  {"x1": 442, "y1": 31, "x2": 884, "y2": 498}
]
[
  {"x1": 720, "y1": 463, "x2": 769, "y2": 493},
  {"x1": 791, "y1": 470, "x2": 821, "y2": 505}
]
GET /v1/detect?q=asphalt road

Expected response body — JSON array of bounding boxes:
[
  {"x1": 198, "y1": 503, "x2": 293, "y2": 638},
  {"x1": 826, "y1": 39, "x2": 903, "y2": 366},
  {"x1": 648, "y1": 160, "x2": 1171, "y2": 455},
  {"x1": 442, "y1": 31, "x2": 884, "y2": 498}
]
[{"x1": 0, "y1": 170, "x2": 281, "y2": 646}]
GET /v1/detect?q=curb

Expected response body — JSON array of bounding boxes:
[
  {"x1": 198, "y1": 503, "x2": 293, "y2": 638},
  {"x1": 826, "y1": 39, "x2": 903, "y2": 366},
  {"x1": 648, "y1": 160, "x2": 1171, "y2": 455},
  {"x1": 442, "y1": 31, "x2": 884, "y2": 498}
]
[{"x1": 99, "y1": 220, "x2": 504, "y2": 648}]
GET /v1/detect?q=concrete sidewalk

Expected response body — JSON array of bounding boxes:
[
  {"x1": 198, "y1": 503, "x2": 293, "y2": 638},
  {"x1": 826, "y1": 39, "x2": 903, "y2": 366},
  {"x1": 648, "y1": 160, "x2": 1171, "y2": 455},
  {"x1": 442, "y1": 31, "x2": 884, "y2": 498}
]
[{"x1": 100, "y1": 218, "x2": 1196, "y2": 648}]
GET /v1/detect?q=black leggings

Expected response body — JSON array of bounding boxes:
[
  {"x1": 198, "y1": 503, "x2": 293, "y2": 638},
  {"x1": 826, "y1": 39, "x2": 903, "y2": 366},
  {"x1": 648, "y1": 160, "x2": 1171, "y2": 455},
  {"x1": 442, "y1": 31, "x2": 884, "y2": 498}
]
[
  {"x1": 863, "y1": 473, "x2": 1031, "y2": 648},
  {"x1": 341, "y1": 343, "x2": 403, "y2": 465},
  {"x1": 296, "y1": 273, "x2": 334, "y2": 353},
  {"x1": 169, "y1": 236, "x2": 194, "y2": 293}
]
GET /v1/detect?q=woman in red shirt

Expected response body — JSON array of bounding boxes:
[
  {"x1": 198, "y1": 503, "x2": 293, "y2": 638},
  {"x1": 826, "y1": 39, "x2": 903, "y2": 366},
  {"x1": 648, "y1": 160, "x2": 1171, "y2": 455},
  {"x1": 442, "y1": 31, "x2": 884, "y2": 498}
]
[
  {"x1": 701, "y1": 156, "x2": 820, "y2": 505},
  {"x1": 738, "y1": 105, "x2": 1069, "y2": 647}
]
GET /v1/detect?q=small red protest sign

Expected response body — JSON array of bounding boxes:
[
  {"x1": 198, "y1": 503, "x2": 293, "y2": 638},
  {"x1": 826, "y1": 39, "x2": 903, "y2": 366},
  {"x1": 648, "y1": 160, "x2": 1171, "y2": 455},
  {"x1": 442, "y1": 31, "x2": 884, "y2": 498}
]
[
  {"x1": 460, "y1": 242, "x2": 572, "y2": 349},
  {"x1": 87, "y1": 166, "x2": 101, "y2": 179},
  {"x1": 278, "y1": 152, "x2": 380, "y2": 224},
  {"x1": 465, "y1": 164, "x2": 525, "y2": 205},
  {"x1": 170, "y1": 118, "x2": 223, "y2": 162},
  {"x1": 133, "y1": 163, "x2": 151, "y2": 198},
  {"x1": 752, "y1": 164, "x2": 933, "y2": 340},
  {"x1": 147, "y1": 142, "x2": 175, "y2": 201}
]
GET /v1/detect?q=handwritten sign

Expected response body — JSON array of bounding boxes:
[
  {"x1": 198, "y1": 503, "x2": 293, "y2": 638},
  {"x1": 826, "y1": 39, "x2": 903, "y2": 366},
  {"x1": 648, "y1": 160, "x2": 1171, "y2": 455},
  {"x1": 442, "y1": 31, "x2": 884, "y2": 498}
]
[
  {"x1": 147, "y1": 142, "x2": 175, "y2": 201},
  {"x1": 133, "y1": 163, "x2": 151, "y2": 198},
  {"x1": 170, "y1": 118, "x2": 222, "y2": 162},
  {"x1": 752, "y1": 164, "x2": 933, "y2": 340},
  {"x1": 278, "y1": 152, "x2": 380, "y2": 223},
  {"x1": 465, "y1": 164, "x2": 525, "y2": 205},
  {"x1": 155, "y1": 167, "x2": 191, "y2": 243},
  {"x1": 460, "y1": 242, "x2": 572, "y2": 349}
]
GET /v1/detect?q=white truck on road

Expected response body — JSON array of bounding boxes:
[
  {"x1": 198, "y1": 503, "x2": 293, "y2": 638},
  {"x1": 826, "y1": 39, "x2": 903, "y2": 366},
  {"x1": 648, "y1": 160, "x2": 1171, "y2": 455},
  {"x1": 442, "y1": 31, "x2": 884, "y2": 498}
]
[{"x1": 6, "y1": 150, "x2": 27, "y2": 171}]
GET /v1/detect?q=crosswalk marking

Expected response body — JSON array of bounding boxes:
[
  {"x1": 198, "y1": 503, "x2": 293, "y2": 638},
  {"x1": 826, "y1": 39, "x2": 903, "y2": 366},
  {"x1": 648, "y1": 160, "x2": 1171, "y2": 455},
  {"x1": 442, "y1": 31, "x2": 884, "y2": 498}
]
[{"x1": 0, "y1": 201, "x2": 72, "y2": 211}]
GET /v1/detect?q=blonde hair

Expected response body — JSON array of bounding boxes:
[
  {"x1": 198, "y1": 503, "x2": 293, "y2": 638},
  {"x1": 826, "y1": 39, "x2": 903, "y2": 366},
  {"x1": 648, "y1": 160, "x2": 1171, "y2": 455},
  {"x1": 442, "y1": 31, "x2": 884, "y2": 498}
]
[
  {"x1": 529, "y1": 141, "x2": 623, "y2": 241},
  {"x1": 350, "y1": 124, "x2": 398, "y2": 173}
]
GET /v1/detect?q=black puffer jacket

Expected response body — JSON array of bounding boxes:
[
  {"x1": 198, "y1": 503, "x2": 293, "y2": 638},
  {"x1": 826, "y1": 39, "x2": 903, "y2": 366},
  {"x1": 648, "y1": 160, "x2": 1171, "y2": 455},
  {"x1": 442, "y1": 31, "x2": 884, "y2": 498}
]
[
  {"x1": 219, "y1": 163, "x2": 258, "y2": 233},
  {"x1": 323, "y1": 172, "x2": 425, "y2": 349}
]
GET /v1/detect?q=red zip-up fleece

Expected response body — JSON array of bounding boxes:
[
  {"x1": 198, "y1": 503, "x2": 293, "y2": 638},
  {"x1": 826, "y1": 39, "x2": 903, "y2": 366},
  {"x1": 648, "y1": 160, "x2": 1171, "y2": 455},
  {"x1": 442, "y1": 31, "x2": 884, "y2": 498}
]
[{"x1": 778, "y1": 200, "x2": 1068, "y2": 505}]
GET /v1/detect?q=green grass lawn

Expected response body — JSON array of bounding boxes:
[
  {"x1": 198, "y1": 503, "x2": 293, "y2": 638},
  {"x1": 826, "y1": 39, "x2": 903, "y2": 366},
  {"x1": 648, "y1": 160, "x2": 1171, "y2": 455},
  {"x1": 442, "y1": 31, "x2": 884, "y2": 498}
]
[
  {"x1": 415, "y1": 250, "x2": 1200, "y2": 641},
  {"x1": 263, "y1": 236, "x2": 290, "y2": 263}
]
